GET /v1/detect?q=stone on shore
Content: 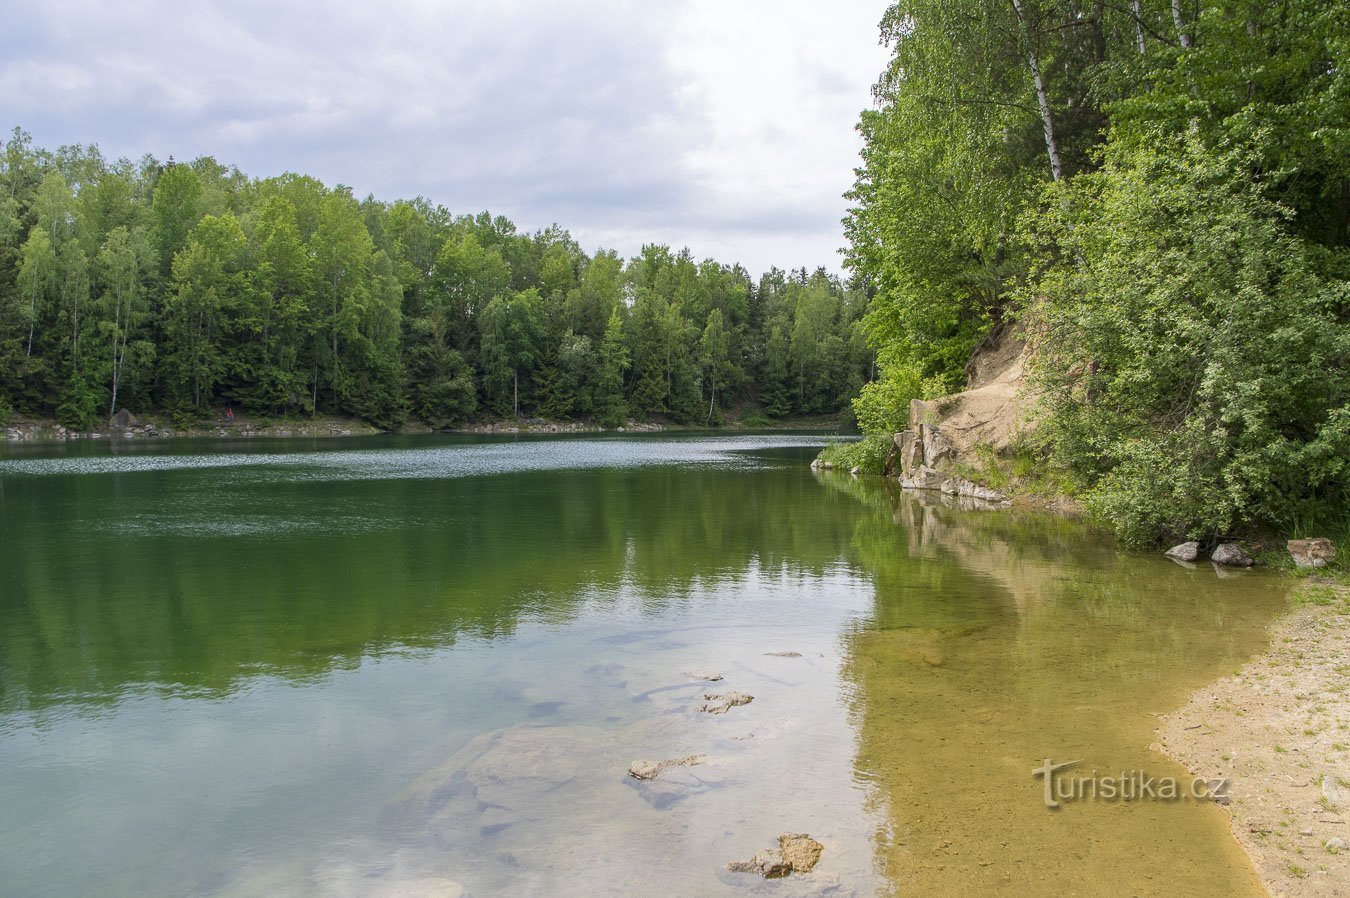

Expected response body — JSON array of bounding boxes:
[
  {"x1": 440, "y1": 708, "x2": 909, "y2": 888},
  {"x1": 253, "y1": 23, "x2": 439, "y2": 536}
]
[
  {"x1": 1210, "y1": 543, "x2": 1253, "y2": 567},
  {"x1": 1164, "y1": 541, "x2": 1201, "y2": 562},
  {"x1": 1287, "y1": 538, "x2": 1336, "y2": 569}
]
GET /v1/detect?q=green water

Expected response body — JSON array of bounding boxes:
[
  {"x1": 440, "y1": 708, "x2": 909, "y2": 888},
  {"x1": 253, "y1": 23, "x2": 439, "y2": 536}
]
[{"x1": 0, "y1": 434, "x2": 1287, "y2": 896}]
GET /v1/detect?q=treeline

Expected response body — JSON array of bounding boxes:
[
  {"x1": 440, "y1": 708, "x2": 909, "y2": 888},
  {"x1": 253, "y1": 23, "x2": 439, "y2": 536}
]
[
  {"x1": 847, "y1": 0, "x2": 1348, "y2": 542},
  {"x1": 0, "y1": 130, "x2": 872, "y2": 429}
]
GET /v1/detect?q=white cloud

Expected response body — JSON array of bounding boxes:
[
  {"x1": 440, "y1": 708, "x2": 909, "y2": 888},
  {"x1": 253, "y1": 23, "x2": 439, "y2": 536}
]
[{"x1": 0, "y1": 0, "x2": 890, "y2": 274}]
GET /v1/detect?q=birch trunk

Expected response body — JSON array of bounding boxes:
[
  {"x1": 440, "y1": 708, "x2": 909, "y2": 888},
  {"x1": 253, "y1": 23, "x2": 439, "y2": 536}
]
[{"x1": 1010, "y1": 0, "x2": 1063, "y2": 182}]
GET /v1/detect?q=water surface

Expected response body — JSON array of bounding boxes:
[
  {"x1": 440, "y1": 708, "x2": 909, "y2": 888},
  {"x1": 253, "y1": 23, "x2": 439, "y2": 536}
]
[{"x1": 0, "y1": 433, "x2": 1286, "y2": 896}]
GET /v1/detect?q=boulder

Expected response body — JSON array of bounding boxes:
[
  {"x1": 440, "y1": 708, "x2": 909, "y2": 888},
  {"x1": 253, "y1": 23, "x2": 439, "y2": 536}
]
[
  {"x1": 1210, "y1": 543, "x2": 1254, "y2": 567},
  {"x1": 919, "y1": 423, "x2": 954, "y2": 467},
  {"x1": 682, "y1": 669, "x2": 722, "y2": 682},
  {"x1": 1164, "y1": 541, "x2": 1201, "y2": 563},
  {"x1": 110, "y1": 408, "x2": 138, "y2": 428},
  {"x1": 1287, "y1": 538, "x2": 1336, "y2": 569},
  {"x1": 901, "y1": 465, "x2": 947, "y2": 491}
]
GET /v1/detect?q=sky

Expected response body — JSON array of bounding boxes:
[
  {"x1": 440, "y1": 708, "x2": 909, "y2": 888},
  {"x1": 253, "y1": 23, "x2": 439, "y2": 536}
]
[{"x1": 0, "y1": 0, "x2": 892, "y2": 275}]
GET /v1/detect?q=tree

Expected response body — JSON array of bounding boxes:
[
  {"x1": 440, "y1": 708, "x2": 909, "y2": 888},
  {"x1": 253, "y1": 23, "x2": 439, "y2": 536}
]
[
  {"x1": 18, "y1": 225, "x2": 55, "y2": 358},
  {"x1": 96, "y1": 227, "x2": 151, "y2": 416},
  {"x1": 164, "y1": 213, "x2": 249, "y2": 409},
  {"x1": 479, "y1": 288, "x2": 544, "y2": 417},
  {"x1": 151, "y1": 164, "x2": 204, "y2": 278},
  {"x1": 595, "y1": 309, "x2": 630, "y2": 427},
  {"x1": 699, "y1": 308, "x2": 730, "y2": 423}
]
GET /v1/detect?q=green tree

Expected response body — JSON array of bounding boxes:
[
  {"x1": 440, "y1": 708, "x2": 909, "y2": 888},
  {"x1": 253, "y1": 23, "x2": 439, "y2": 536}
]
[{"x1": 595, "y1": 309, "x2": 630, "y2": 427}]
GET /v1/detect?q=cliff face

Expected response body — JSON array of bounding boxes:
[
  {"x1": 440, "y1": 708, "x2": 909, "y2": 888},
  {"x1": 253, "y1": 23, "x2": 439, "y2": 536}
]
[{"x1": 884, "y1": 327, "x2": 1036, "y2": 503}]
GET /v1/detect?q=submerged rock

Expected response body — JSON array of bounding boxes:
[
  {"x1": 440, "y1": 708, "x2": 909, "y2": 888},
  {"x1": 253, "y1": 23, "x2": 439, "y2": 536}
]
[
  {"x1": 765, "y1": 651, "x2": 802, "y2": 658},
  {"x1": 699, "y1": 691, "x2": 753, "y2": 714},
  {"x1": 727, "y1": 850, "x2": 793, "y2": 879},
  {"x1": 1211, "y1": 543, "x2": 1254, "y2": 567},
  {"x1": 726, "y1": 833, "x2": 824, "y2": 878},
  {"x1": 1164, "y1": 541, "x2": 1201, "y2": 562},
  {"x1": 682, "y1": 669, "x2": 723, "y2": 682},
  {"x1": 778, "y1": 833, "x2": 825, "y2": 872},
  {"x1": 1287, "y1": 538, "x2": 1336, "y2": 569},
  {"x1": 627, "y1": 756, "x2": 704, "y2": 781}
]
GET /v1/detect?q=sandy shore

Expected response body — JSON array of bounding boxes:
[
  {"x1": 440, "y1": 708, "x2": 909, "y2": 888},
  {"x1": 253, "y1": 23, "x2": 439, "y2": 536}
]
[{"x1": 1156, "y1": 580, "x2": 1349, "y2": 897}]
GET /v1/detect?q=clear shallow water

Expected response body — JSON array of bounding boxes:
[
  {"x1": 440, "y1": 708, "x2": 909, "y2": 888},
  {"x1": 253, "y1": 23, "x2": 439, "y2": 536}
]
[{"x1": 0, "y1": 433, "x2": 1287, "y2": 896}]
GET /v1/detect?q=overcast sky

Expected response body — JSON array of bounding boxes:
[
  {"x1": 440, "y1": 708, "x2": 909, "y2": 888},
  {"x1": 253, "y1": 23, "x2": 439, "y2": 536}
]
[{"x1": 1, "y1": 0, "x2": 891, "y2": 275}]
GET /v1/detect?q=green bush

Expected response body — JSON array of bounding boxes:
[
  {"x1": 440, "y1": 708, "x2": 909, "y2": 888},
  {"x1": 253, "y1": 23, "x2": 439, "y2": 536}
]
[
  {"x1": 1029, "y1": 133, "x2": 1350, "y2": 544},
  {"x1": 816, "y1": 433, "x2": 894, "y2": 474}
]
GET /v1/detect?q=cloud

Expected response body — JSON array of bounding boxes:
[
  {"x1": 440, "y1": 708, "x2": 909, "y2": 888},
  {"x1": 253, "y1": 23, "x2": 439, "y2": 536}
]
[{"x1": 0, "y1": 0, "x2": 890, "y2": 274}]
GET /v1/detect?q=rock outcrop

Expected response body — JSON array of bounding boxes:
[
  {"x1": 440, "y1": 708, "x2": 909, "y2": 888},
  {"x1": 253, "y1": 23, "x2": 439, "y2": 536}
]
[{"x1": 883, "y1": 327, "x2": 1030, "y2": 505}]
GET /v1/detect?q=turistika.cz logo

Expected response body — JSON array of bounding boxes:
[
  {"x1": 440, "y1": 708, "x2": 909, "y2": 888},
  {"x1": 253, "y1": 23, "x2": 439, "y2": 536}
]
[{"x1": 1032, "y1": 758, "x2": 1229, "y2": 809}]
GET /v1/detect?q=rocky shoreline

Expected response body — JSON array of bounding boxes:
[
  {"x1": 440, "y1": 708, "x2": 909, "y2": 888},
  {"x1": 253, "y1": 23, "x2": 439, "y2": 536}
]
[
  {"x1": 3, "y1": 413, "x2": 841, "y2": 444},
  {"x1": 1155, "y1": 581, "x2": 1349, "y2": 897}
]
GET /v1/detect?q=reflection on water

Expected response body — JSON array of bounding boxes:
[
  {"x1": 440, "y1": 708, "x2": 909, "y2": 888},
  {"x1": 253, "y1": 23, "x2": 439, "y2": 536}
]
[
  {"x1": 831, "y1": 477, "x2": 1282, "y2": 897},
  {"x1": 0, "y1": 435, "x2": 1287, "y2": 896}
]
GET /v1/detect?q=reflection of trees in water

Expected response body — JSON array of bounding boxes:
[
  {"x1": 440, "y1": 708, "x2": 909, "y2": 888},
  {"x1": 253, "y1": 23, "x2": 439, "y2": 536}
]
[
  {"x1": 817, "y1": 472, "x2": 1286, "y2": 896},
  {"x1": 0, "y1": 465, "x2": 863, "y2": 712}
]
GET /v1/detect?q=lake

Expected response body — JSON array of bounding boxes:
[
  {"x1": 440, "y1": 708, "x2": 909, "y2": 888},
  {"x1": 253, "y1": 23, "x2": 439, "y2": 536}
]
[{"x1": 0, "y1": 433, "x2": 1287, "y2": 896}]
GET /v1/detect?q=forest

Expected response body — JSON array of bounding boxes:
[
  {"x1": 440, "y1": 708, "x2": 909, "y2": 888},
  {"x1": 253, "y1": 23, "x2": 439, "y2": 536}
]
[
  {"x1": 846, "y1": 0, "x2": 1348, "y2": 542},
  {"x1": 0, "y1": 132, "x2": 872, "y2": 431}
]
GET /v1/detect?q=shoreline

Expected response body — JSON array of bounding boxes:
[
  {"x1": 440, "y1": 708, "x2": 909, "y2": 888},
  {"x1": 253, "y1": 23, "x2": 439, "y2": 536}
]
[
  {"x1": 2, "y1": 414, "x2": 849, "y2": 444},
  {"x1": 1155, "y1": 580, "x2": 1349, "y2": 897}
]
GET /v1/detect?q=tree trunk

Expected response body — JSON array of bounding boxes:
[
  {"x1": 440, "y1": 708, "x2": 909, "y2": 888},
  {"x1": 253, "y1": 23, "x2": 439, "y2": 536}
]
[
  {"x1": 109, "y1": 294, "x2": 121, "y2": 417},
  {"x1": 1131, "y1": 0, "x2": 1146, "y2": 53},
  {"x1": 513, "y1": 368, "x2": 519, "y2": 417},
  {"x1": 1010, "y1": 0, "x2": 1064, "y2": 181},
  {"x1": 1172, "y1": 0, "x2": 1193, "y2": 47}
]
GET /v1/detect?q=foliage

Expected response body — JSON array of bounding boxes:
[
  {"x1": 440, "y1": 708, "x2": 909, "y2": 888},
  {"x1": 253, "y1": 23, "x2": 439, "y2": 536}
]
[
  {"x1": 0, "y1": 131, "x2": 872, "y2": 430},
  {"x1": 846, "y1": 0, "x2": 1350, "y2": 541},
  {"x1": 817, "y1": 434, "x2": 894, "y2": 475}
]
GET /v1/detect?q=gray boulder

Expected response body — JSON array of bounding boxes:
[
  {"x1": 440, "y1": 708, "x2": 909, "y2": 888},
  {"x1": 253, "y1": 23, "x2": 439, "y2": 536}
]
[
  {"x1": 1210, "y1": 543, "x2": 1254, "y2": 567},
  {"x1": 109, "y1": 408, "x2": 138, "y2": 428},
  {"x1": 1164, "y1": 541, "x2": 1201, "y2": 562}
]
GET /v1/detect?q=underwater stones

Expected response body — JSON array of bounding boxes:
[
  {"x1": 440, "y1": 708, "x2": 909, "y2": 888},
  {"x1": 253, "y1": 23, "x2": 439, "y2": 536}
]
[
  {"x1": 627, "y1": 756, "x2": 704, "y2": 781},
  {"x1": 765, "y1": 651, "x2": 802, "y2": 658},
  {"x1": 1164, "y1": 541, "x2": 1201, "y2": 562},
  {"x1": 726, "y1": 833, "x2": 824, "y2": 878},
  {"x1": 1211, "y1": 543, "x2": 1254, "y2": 567},
  {"x1": 699, "y1": 691, "x2": 753, "y2": 714},
  {"x1": 682, "y1": 669, "x2": 723, "y2": 682},
  {"x1": 727, "y1": 850, "x2": 793, "y2": 878}
]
